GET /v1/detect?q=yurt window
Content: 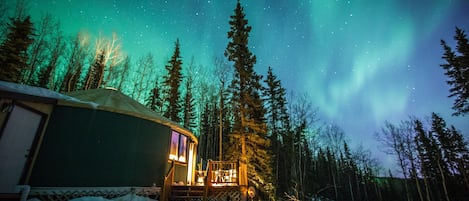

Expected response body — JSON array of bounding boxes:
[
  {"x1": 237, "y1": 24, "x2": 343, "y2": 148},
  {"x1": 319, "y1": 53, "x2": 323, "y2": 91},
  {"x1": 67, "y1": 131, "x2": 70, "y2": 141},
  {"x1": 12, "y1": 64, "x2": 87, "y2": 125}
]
[
  {"x1": 178, "y1": 135, "x2": 187, "y2": 162},
  {"x1": 169, "y1": 131, "x2": 187, "y2": 163}
]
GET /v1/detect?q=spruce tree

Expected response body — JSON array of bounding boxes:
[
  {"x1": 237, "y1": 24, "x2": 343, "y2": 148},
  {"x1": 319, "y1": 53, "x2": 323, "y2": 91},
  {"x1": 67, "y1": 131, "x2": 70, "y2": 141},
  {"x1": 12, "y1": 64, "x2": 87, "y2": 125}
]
[
  {"x1": 414, "y1": 119, "x2": 434, "y2": 201},
  {"x1": 431, "y1": 113, "x2": 455, "y2": 176},
  {"x1": 83, "y1": 50, "x2": 106, "y2": 90},
  {"x1": 163, "y1": 39, "x2": 183, "y2": 123},
  {"x1": 431, "y1": 113, "x2": 469, "y2": 194},
  {"x1": 146, "y1": 79, "x2": 163, "y2": 113},
  {"x1": 428, "y1": 113, "x2": 451, "y2": 201},
  {"x1": 36, "y1": 62, "x2": 54, "y2": 89},
  {"x1": 0, "y1": 16, "x2": 34, "y2": 83},
  {"x1": 448, "y1": 125, "x2": 469, "y2": 191},
  {"x1": 440, "y1": 27, "x2": 469, "y2": 116},
  {"x1": 198, "y1": 102, "x2": 210, "y2": 161},
  {"x1": 182, "y1": 75, "x2": 196, "y2": 131},
  {"x1": 224, "y1": 1, "x2": 274, "y2": 199},
  {"x1": 25, "y1": 14, "x2": 54, "y2": 85},
  {"x1": 262, "y1": 66, "x2": 290, "y2": 196}
]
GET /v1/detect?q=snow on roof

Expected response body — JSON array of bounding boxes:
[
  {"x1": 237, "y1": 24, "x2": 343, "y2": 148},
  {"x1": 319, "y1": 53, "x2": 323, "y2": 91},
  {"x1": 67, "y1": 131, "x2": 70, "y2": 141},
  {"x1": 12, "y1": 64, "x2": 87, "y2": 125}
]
[
  {"x1": 0, "y1": 81, "x2": 197, "y2": 143},
  {"x1": 0, "y1": 81, "x2": 98, "y2": 108},
  {"x1": 0, "y1": 80, "x2": 73, "y2": 101}
]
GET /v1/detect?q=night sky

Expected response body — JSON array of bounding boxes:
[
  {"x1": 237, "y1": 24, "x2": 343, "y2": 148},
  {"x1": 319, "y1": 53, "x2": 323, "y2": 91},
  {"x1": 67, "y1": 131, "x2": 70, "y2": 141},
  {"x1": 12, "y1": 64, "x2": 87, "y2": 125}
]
[{"x1": 12, "y1": 0, "x2": 469, "y2": 172}]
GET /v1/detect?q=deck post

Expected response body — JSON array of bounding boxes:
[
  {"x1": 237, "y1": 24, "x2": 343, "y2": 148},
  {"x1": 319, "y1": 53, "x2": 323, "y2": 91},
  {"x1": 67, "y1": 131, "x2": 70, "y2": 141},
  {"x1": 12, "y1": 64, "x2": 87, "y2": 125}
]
[{"x1": 238, "y1": 158, "x2": 248, "y2": 201}]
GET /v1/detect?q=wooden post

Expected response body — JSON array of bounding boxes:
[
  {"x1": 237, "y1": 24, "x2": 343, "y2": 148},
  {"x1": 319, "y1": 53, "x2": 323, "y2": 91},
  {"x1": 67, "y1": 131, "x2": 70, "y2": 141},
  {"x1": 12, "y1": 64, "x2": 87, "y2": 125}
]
[
  {"x1": 203, "y1": 160, "x2": 212, "y2": 201},
  {"x1": 238, "y1": 158, "x2": 248, "y2": 186},
  {"x1": 162, "y1": 161, "x2": 175, "y2": 201}
]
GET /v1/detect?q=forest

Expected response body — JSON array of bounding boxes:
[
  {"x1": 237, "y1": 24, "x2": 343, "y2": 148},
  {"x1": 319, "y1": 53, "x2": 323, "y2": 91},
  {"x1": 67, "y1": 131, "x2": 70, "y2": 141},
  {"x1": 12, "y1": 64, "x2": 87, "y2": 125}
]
[{"x1": 1, "y1": 1, "x2": 468, "y2": 201}]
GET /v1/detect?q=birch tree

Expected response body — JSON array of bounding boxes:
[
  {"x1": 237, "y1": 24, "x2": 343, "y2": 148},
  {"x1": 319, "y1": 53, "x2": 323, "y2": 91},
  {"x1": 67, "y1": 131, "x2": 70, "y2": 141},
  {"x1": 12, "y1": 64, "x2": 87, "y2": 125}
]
[
  {"x1": 83, "y1": 32, "x2": 123, "y2": 90},
  {"x1": 162, "y1": 39, "x2": 183, "y2": 122}
]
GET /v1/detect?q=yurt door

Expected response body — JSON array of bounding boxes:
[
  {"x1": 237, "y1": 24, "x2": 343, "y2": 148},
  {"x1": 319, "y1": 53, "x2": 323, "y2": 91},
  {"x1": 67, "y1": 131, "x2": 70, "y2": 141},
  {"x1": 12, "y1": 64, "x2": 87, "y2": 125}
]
[{"x1": 0, "y1": 104, "x2": 43, "y2": 193}]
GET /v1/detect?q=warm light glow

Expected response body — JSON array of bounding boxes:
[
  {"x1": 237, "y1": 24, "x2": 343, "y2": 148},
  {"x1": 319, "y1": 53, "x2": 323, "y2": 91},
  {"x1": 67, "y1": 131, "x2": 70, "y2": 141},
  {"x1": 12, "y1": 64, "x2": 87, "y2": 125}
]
[
  {"x1": 169, "y1": 132, "x2": 179, "y2": 159},
  {"x1": 211, "y1": 169, "x2": 237, "y2": 184},
  {"x1": 168, "y1": 131, "x2": 188, "y2": 163},
  {"x1": 197, "y1": 170, "x2": 205, "y2": 184},
  {"x1": 211, "y1": 183, "x2": 238, "y2": 187},
  {"x1": 178, "y1": 156, "x2": 186, "y2": 163},
  {"x1": 169, "y1": 154, "x2": 178, "y2": 160},
  {"x1": 187, "y1": 143, "x2": 195, "y2": 184},
  {"x1": 178, "y1": 135, "x2": 187, "y2": 162}
]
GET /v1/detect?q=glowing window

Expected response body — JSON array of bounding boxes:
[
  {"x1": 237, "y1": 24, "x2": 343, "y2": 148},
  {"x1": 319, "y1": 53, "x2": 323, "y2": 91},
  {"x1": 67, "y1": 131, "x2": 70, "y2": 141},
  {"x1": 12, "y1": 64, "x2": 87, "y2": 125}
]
[
  {"x1": 178, "y1": 135, "x2": 187, "y2": 162},
  {"x1": 169, "y1": 131, "x2": 179, "y2": 161},
  {"x1": 169, "y1": 131, "x2": 187, "y2": 163}
]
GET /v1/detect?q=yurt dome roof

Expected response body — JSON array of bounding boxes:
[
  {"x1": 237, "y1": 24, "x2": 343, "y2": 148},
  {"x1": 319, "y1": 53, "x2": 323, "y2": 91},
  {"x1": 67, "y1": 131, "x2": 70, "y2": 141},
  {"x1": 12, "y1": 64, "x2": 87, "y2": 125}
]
[{"x1": 0, "y1": 81, "x2": 197, "y2": 143}]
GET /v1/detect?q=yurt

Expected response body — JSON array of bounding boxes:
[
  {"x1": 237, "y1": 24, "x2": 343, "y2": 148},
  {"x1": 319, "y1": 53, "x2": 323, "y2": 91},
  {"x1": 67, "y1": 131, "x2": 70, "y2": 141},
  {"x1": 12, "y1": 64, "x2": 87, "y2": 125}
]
[{"x1": 0, "y1": 81, "x2": 198, "y2": 200}]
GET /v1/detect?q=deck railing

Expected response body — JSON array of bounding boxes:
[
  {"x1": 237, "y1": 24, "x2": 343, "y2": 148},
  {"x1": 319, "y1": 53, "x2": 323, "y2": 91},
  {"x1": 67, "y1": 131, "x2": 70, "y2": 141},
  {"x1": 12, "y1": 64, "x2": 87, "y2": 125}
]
[
  {"x1": 206, "y1": 160, "x2": 238, "y2": 186},
  {"x1": 203, "y1": 160, "x2": 246, "y2": 201},
  {"x1": 161, "y1": 161, "x2": 175, "y2": 201}
]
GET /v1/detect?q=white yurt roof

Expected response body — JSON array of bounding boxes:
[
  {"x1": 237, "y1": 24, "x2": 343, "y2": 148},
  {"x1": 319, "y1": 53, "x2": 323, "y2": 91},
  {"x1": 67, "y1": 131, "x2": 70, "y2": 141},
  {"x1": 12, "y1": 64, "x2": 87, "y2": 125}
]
[{"x1": 0, "y1": 81, "x2": 197, "y2": 143}]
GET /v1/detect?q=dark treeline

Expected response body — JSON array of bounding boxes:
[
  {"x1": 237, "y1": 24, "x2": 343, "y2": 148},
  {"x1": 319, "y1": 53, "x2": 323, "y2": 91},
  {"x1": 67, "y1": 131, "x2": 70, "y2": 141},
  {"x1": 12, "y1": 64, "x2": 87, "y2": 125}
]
[
  {"x1": 376, "y1": 113, "x2": 469, "y2": 201},
  {"x1": 1, "y1": 1, "x2": 468, "y2": 201}
]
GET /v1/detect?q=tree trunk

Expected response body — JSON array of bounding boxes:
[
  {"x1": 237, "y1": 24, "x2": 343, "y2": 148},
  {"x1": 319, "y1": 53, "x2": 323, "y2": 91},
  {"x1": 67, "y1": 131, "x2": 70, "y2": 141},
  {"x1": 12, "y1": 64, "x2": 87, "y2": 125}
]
[
  {"x1": 411, "y1": 166, "x2": 424, "y2": 201},
  {"x1": 437, "y1": 160, "x2": 450, "y2": 201},
  {"x1": 348, "y1": 175, "x2": 355, "y2": 201},
  {"x1": 397, "y1": 148, "x2": 411, "y2": 201},
  {"x1": 423, "y1": 176, "x2": 431, "y2": 201},
  {"x1": 219, "y1": 87, "x2": 223, "y2": 161},
  {"x1": 332, "y1": 165, "x2": 338, "y2": 200}
]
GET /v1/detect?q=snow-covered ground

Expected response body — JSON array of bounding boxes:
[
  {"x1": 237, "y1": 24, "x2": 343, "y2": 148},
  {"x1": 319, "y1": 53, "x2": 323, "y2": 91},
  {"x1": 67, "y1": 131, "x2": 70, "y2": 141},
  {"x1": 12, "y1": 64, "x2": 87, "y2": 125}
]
[{"x1": 27, "y1": 194, "x2": 157, "y2": 201}]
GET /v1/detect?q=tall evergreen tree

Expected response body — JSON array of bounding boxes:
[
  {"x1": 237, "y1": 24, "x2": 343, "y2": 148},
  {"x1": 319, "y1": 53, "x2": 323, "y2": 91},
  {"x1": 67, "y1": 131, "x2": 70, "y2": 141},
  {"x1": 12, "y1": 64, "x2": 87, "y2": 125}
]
[
  {"x1": 83, "y1": 50, "x2": 106, "y2": 90},
  {"x1": 145, "y1": 79, "x2": 163, "y2": 113},
  {"x1": 224, "y1": 1, "x2": 274, "y2": 199},
  {"x1": 25, "y1": 14, "x2": 54, "y2": 85},
  {"x1": 414, "y1": 119, "x2": 435, "y2": 201},
  {"x1": 448, "y1": 125, "x2": 469, "y2": 191},
  {"x1": 163, "y1": 39, "x2": 183, "y2": 122},
  {"x1": 183, "y1": 75, "x2": 196, "y2": 131},
  {"x1": 430, "y1": 113, "x2": 469, "y2": 197},
  {"x1": 440, "y1": 27, "x2": 469, "y2": 116},
  {"x1": 262, "y1": 66, "x2": 289, "y2": 196},
  {"x1": 198, "y1": 96, "x2": 220, "y2": 161},
  {"x1": 428, "y1": 113, "x2": 451, "y2": 201},
  {"x1": 0, "y1": 16, "x2": 34, "y2": 83}
]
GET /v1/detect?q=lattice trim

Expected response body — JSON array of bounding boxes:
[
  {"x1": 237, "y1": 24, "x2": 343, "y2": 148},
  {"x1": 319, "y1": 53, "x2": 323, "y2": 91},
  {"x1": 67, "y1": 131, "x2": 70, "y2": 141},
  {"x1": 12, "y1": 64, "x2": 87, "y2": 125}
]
[
  {"x1": 208, "y1": 187, "x2": 242, "y2": 201},
  {"x1": 28, "y1": 186, "x2": 161, "y2": 201}
]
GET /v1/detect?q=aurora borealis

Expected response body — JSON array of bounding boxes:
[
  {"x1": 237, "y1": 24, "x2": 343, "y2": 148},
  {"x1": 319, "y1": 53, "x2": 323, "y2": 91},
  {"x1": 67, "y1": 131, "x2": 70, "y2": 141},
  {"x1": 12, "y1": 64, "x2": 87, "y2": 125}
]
[{"x1": 9, "y1": 0, "x2": 469, "y2": 170}]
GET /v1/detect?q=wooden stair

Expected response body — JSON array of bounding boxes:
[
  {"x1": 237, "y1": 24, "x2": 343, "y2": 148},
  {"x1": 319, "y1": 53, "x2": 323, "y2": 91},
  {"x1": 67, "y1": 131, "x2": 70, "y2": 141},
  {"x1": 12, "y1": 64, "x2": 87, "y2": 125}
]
[{"x1": 169, "y1": 185, "x2": 205, "y2": 201}]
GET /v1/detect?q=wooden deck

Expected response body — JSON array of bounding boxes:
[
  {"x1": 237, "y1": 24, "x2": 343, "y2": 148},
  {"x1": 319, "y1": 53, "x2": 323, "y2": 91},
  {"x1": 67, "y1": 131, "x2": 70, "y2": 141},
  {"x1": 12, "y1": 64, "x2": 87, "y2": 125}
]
[
  {"x1": 166, "y1": 160, "x2": 247, "y2": 201},
  {"x1": 168, "y1": 185, "x2": 243, "y2": 201}
]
